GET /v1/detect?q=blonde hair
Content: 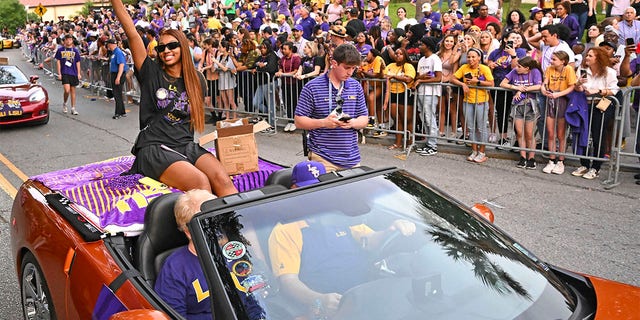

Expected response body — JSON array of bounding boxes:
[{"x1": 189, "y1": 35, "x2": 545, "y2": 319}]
[
  {"x1": 306, "y1": 42, "x2": 319, "y2": 56},
  {"x1": 174, "y1": 189, "x2": 216, "y2": 231}
]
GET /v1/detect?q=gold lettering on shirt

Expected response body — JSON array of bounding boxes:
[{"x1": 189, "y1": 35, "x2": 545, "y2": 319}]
[{"x1": 192, "y1": 279, "x2": 210, "y2": 302}]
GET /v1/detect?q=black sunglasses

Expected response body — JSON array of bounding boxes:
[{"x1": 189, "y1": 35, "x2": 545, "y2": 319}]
[{"x1": 156, "y1": 41, "x2": 180, "y2": 53}]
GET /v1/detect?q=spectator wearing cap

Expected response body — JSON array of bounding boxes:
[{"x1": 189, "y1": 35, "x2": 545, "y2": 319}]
[
  {"x1": 618, "y1": 7, "x2": 640, "y2": 45},
  {"x1": 277, "y1": 14, "x2": 292, "y2": 35},
  {"x1": 472, "y1": 4, "x2": 501, "y2": 31},
  {"x1": 602, "y1": 26, "x2": 626, "y2": 63},
  {"x1": 419, "y1": 3, "x2": 441, "y2": 27},
  {"x1": 396, "y1": 6, "x2": 418, "y2": 31},
  {"x1": 363, "y1": 6, "x2": 379, "y2": 32},
  {"x1": 261, "y1": 27, "x2": 277, "y2": 50},
  {"x1": 406, "y1": 24, "x2": 427, "y2": 67},
  {"x1": 415, "y1": 36, "x2": 443, "y2": 156},
  {"x1": 250, "y1": 1, "x2": 267, "y2": 32},
  {"x1": 326, "y1": 0, "x2": 345, "y2": 24},
  {"x1": 345, "y1": 7, "x2": 366, "y2": 35},
  {"x1": 298, "y1": 6, "x2": 317, "y2": 41},
  {"x1": 292, "y1": 24, "x2": 309, "y2": 57},
  {"x1": 528, "y1": 7, "x2": 544, "y2": 28},
  {"x1": 329, "y1": 25, "x2": 348, "y2": 47},
  {"x1": 150, "y1": 10, "x2": 164, "y2": 35},
  {"x1": 295, "y1": 44, "x2": 370, "y2": 171},
  {"x1": 106, "y1": 38, "x2": 128, "y2": 119},
  {"x1": 448, "y1": 23, "x2": 465, "y2": 38}
]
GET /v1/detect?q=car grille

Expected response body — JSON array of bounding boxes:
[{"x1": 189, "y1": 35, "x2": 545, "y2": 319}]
[{"x1": 0, "y1": 111, "x2": 32, "y2": 122}]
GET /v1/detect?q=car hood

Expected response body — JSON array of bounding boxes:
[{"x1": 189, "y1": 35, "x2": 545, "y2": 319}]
[
  {"x1": 589, "y1": 274, "x2": 640, "y2": 320},
  {"x1": 0, "y1": 84, "x2": 37, "y2": 100}
]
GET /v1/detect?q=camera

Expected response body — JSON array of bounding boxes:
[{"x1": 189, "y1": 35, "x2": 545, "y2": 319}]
[
  {"x1": 506, "y1": 40, "x2": 513, "y2": 48},
  {"x1": 464, "y1": 72, "x2": 473, "y2": 79}
]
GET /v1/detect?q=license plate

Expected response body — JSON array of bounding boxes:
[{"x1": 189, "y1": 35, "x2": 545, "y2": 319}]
[{"x1": 0, "y1": 99, "x2": 23, "y2": 117}]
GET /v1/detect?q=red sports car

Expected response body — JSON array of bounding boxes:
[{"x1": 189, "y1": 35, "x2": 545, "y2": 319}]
[
  {"x1": 10, "y1": 156, "x2": 640, "y2": 319},
  {"x1": 0, "y1": 58, "x2": 49, "y2": 126}
]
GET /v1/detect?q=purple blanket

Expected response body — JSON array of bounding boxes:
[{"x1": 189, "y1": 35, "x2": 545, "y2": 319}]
[{"x1": 32, "y1": 154, "x2": 283, "y2": 232}]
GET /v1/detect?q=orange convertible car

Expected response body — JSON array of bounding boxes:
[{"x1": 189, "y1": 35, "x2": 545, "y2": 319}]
[{"x1": 10, "y1": 157, "x2": 640, "y2": 319}]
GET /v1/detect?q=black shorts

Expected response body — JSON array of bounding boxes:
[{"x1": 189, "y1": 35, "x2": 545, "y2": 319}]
[
  {"x1": 130, "y1": 142, "x2": 211, "y2": 179},
  {"x1": 390, "y1": 92, "x2": 414, "y2": 105},
  {"x1": 61, "y1": 74, "x2": 79, "y2": 87}
]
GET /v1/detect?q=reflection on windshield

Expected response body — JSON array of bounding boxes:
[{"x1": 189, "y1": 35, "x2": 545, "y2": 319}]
[
  {"x1": 201, "y1": 172, "x2": 575, "y2": 320},
  {"x1": 0, "y1": 66, "x2": 27, "y2": 85}
]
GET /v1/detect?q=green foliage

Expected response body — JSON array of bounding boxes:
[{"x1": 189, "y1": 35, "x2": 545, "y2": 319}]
[
  {"x1": 77, "y1": 1, "x2": 95, "y2": 17},
  {"x1": 0, "y1": 0, "x2": 27, "y2": 35}
]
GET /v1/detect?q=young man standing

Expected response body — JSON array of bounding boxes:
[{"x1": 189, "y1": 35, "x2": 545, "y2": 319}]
[
  {"x1": 55, "y1": 34, "x2": 82, "y2": 115},
  {"x1": 106, "y1": 38, "x2": 128, "y2": 119},
  {"x1": 414, "y1": 37, "x2": 443, "y2": 156},
  {"x1": 295, "y1": 44, "x2": 369, "y2": 172}
]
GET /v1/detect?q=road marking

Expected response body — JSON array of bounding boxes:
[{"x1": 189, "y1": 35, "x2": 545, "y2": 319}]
[
  {"x1": 0, "y1": 153, "x2": 28, "y2": 182},
  {"x1": 0, "y1": 172, "x2": 18, "y2": 198},
  {"x1": 0, "y1": 152, "x2": 27, "y2": 198}
]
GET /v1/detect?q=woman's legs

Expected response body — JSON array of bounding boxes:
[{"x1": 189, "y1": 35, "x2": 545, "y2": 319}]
[
  {"x1": 525, "y1": 120, "x2": 536, "y2": 159},
  {"x1": 195, "y1": 153, "x2": 239, "y2": 196},
  {"x1": 557, "y1": 117, "x2": 567, "y2": 160},
  {"x1": 546, "y1": 116, "x2": 557, "y2": 160},
  {"x1": 515, "y1": 118, "x2": 526, "y2": 159}
]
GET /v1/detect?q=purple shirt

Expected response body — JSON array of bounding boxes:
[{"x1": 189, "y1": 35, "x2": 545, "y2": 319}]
[
  {"x1": 55, "y1": 46, "x2": 81, "y2": 77},
  {"x1": 250, "y1": 8, "x2": 266, "y2": 31},
  {"x1": 364, "y1": 17, "x2": 379, "y2": 32},
  {"x1": 278, "y1": 0, "x2": 291, "y2": 16},
  {"x1": 151, "y1": 18, "x2": 164, "y2": 34},
  {"x1": 296, "y1": 73, "x2": 368, "y2": 167},
  {"x1": 504, "y1": 68, "x2": 543, "y2": 99},
  {"x1": 299, "y1": 16, "x2": 316, "y2": 41}
]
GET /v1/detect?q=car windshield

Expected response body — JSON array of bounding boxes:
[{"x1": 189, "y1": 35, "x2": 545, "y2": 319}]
[
  {"x1": 197, "y1": 171, "x2": 576, "y2": 320},
  {"x1": 0, "y1": 66, "x2": 29, "y2": 85}
]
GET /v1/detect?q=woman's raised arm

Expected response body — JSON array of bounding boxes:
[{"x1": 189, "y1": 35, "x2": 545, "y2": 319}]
[{"x1": 111, "y1": 0, "x2": 146, "y2": 71}]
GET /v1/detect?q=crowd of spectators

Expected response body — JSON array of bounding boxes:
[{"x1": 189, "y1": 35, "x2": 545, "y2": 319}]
[{"x1": 15, "y1": 0, "x2": 640, "y2": 182}]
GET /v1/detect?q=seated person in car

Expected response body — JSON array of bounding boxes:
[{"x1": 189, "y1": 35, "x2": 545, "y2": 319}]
[
  {"x1": 154, "y1": 189, "x2": 266, "y2": 320},
  {"x1": 268, "y1": 161, "x2": 416, "y2": 317}
]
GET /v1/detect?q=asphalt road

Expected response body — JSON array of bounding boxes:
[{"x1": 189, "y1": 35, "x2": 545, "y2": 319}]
[{"x1": 0, "y1": 48, "x2": 638, "y2": 318}]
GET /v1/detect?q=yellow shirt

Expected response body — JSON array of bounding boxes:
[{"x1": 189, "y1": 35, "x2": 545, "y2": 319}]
[
  {"x1": 268, "y1": 220, "x2": 373, "y2": 277},
  {"x1": 208, "y1": 17, "x2": 223, "y2": 30},
  {"x1": 384, "y1": 62, "x2": 415, "y2": 94},
  {"x1": 147, "y1": 39, "x2": 157, "y2": 58},
  {"x1": 361, "y1": 56, "x2": 385, "y2": 75},
  {"x1": 453, "y1": 63, "x2": 494, "y2": 103},
  {"x1": 544, "y1": 65, "x2": 577, "y2": 92}
]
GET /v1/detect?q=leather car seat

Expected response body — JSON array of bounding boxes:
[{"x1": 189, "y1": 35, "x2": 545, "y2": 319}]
[
  {"x1": 265, "y1": 168, "x2": 293, "y2": 188},
  {"x1": 136, "y1": 192, "x2": 188, "y2": 286}
]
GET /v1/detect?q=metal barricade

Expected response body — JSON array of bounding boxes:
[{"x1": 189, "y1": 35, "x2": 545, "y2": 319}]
[
  {"x1": 607, "y1": 87, "x2": 640, "y2": 188},
  {"x1": 274, "y1": 74, "x2": 305, "y2": 126}
]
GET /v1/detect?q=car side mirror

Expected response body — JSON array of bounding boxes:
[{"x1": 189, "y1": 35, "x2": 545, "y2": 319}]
[
  {"x1": 109, "y1": 309, "x2": 170, "y2": 320},
  {"x1": 29, "y1": 75, "x2": 39, "y2": 84},
  {"x1": 471, "y1": 203, "x2": 495, "y2": 223}
]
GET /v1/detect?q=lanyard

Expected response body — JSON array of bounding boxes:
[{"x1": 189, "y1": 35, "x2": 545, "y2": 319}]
[{"x1": 328, "y1": 78, "x2": 344, "y2": 114}]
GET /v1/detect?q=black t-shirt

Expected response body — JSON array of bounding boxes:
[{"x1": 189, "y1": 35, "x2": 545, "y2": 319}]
[
  {"x1": 132, "y1": 57, "x2": 206, "y2": 153},
  {"x1": 301, "y1": 55, "x2": 325, "y2": 75},
  {"x1": 346, "y1": 19, "x2": 366, "y2": 36}
]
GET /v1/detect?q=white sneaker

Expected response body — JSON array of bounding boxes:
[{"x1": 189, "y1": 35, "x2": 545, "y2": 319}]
[
  {"x1": 284, "y1": 123, "x2": 292, "y2": 132},
  {"x1": 571, "y1": 166, "x2": 589, "y2": 177},
  {"x1": 542, "y1": 161, "x2": 555, "y2": 174},
  {"x1": 582, "y1": 168, "x2": 599, "y2": 180},
  {"x1": 289, "y1": 123, "x2": 296, "y2": 131},
  {"x1": 473, "y1": 152, "x2": 488, "y2": 163},
  {"x1": 467, "y1": 151, "x2": 478, "y2": 161},
  {"x1": 551, "y1": 161, "x2": 565, "y2": 174}
]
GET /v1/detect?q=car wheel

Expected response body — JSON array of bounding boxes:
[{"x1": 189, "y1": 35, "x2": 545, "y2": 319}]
[
  {"x1": 38, "y1": 113, "x2": 50, "y2": 125},
  {"x1": 21, "y1": 252, "x2": 56, "y2": 320}
]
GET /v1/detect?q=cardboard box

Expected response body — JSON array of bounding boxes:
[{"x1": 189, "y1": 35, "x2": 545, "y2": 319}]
[{"x1": 211, "y1": 118, "x2": 260, "y2": 175}]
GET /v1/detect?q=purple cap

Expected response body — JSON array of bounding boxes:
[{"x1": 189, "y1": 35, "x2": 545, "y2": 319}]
[
  {"x1": 293, "y1": 24, "x2": 304, "y2": 31},
  {"x1": 291, "y1": 161, "x2": 326, "y2": 187},
  {"x1": 530, "y1": 7, "x2": 543, "y2": 14},
  {"x1": 451, "y1": 24, "x2": 464, "y2": 31}
]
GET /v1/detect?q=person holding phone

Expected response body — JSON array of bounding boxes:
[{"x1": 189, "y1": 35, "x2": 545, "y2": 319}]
[
  {"x1": 450, "y1": 48, "x2": 494, "y2": 163},
  {"x1": 541, "y1": 51, "x2": 576, "y2": 174},
  {"x1": 487, "y1": 31, "x2": 528, "y2": 148},
  {"x1": 572, "y1": 47, "x2": 619, "y2": 180},
  {"x1": 295, "y1": 44, "x2": 369, "y2": 172}
]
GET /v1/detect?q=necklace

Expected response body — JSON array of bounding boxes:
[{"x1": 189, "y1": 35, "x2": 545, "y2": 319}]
[{"x1": 162, "y1": 72, "x2": 178, "y2": 84}]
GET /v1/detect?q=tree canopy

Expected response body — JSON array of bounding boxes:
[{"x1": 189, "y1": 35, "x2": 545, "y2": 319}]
[{"x1": 0, "y1": 0, "x2": 27, "y2": 35}]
